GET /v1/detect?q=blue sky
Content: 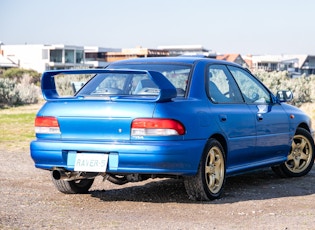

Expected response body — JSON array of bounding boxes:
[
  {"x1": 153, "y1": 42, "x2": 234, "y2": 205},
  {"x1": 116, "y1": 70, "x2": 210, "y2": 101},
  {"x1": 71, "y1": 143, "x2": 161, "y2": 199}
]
[{"x1": 1, "y1": 0, "x2": 314, "y2": 55}]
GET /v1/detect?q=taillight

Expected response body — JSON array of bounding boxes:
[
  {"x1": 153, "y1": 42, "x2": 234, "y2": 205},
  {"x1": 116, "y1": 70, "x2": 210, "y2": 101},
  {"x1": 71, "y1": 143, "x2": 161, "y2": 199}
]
[
  {"x1": 131, "y1": 118, "x2": 185, "y2": 136},
  {"x1": 35, "y1": 116, "x2": 60, "y2": 134}
]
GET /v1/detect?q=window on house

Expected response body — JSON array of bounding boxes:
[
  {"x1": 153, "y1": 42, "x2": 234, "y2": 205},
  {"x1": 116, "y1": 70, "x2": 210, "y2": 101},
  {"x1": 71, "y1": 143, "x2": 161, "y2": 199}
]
[
  {"x1": 65, "y1": 50, "x2": 75, "y2": 63},
  {"x1": 50, "y1": 49, "x2": 62, "y2": 63},
  {"x1": 76, "y1": 50, "x2": 84, "y2": 64}
]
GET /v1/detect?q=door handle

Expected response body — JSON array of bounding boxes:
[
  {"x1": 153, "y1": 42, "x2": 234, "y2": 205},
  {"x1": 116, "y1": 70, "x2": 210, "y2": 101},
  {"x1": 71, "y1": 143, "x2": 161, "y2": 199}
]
[
  {"x1": 257, "y1": 114, "x2": 263, "y2": 121},
  {"x1": 219, "y1": 115, "x2": 227, "y2": 122}
]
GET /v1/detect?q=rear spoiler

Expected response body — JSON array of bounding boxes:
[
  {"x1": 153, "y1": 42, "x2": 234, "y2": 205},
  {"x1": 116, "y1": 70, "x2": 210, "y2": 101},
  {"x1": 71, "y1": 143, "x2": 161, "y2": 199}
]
[{"x1": 41, "y1": 69, "x2": 177, "y2": 102}]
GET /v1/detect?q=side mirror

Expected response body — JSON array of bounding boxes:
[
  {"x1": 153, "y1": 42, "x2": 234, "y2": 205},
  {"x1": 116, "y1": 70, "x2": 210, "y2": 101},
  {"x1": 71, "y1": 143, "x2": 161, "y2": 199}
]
[{"x1": 276, "y1": 90, "x2": 293, "y2": 102}]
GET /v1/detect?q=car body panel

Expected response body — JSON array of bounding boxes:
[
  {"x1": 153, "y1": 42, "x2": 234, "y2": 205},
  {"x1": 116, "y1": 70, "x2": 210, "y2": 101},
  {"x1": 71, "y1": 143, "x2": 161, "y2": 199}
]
[
  {"x1": 36, "y1": 100, "x2": 157, "y2": 141},
  {"x1": 30, "y1": 139, "x2": 205, "y2": 174},
  {"x1": 30, "y1": 57, "x2": 314, "y2": 179},
  {"x1": 249, "y1": 104, "x2": 292, "y2": 159},
  {"x1": 207, "y1": 103, "x2": 257, "y2": 173}
]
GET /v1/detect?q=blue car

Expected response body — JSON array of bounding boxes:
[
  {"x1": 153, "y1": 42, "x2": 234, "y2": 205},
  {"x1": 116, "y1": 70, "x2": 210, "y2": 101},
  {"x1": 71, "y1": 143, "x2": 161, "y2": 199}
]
[{"x1": 30, "y1": 57, "x2": 315, "y2": 201}]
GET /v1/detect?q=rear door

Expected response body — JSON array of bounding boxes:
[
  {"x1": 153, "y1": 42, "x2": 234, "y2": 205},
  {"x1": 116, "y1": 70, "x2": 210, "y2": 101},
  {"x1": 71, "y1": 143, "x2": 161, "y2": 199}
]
[{"x1": 206, "y1": 64, "x2": 257, "y2": 174}]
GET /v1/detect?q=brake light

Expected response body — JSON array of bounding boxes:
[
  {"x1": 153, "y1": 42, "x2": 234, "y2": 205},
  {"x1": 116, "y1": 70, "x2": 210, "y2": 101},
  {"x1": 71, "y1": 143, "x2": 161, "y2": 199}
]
[
  {"x1": 131, "y1": 118, "x2": 185, "y2": 136},
  {"x1": 35, "y1": 116, "x2": 60, "y2": 134}
]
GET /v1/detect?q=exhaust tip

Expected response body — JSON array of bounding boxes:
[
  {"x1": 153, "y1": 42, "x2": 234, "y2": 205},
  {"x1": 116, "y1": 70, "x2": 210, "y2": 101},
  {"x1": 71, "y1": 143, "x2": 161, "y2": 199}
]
[{"x1": 52, "y1": 169, "x2": 63, "y2": 180}]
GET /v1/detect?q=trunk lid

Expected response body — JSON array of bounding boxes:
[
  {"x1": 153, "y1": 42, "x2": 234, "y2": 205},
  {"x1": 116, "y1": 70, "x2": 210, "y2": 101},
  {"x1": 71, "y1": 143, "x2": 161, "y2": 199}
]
[{"x1": 38, "y1": 100, "x2": 156, "y2": 141}]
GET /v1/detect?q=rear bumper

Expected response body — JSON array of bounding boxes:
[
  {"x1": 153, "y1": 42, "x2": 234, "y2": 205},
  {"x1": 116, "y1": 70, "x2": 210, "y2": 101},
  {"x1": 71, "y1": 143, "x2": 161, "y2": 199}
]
[{"x1": 30, "y1": 139, "x2": 205, "y2": 175}]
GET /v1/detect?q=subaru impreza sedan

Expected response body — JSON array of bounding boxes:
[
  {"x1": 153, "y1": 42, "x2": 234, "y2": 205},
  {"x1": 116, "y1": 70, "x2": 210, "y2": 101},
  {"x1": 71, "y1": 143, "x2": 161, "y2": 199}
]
[{"x1": 30, "y1": 57, "x2": 314, "y2": 201}]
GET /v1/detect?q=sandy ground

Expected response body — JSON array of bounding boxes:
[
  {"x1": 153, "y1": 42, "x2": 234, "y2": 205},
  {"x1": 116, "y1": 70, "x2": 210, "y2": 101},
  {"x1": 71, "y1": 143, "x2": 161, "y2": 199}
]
[
  {"x1": 1, "y1": 144, "x2": 315, "y2": 230},
  {"x1": 1, "y1": 102, "x2": 315, "y2": 229}
]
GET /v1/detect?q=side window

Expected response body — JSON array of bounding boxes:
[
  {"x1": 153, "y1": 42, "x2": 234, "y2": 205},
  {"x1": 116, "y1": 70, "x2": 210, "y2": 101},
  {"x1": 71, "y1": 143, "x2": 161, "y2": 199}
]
[
  {"x1": 207, "y1": 65, "x2": 243, "y2": 103},
  {"x1": 228, "y1": 66, "x2": 271, "y2": 104}
]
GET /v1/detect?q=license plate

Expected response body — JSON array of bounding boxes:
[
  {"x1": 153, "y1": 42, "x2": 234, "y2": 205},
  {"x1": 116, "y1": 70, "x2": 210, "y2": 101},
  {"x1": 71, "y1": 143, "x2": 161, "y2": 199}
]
[{"x1": 74, "y1": 153, "x2": 108, "y2": 172}]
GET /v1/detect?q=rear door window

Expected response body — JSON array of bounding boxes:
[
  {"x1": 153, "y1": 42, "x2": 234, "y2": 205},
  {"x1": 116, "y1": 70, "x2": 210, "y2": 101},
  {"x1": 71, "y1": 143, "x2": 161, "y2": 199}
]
[{"x1": 207, "y1": 65, "x2": 243, "y2": 103}]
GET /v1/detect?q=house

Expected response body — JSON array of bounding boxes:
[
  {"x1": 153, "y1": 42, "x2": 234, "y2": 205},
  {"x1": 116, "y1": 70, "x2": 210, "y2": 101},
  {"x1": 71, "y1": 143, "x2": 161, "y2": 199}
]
[
  {"x1": 84, "y1": 46, "x2": 121, "y2": 68},
  {"x1": 105, "y1": 46, "x2": 169, "y2": 62},
  {"x1": 4, "y1": 43, "x2": 314, "y2": 77},
  {"x1": 216, "y1": 54, "x2": 248, "y2": 68},
  {"x1": 0, "y1": 44, "x2": 170, "y2": 72},
  {"x1": 1, "y1": 44, "x2": 88, "y2": 73},
  {"x1": 249, "y1": 55, "x2": 315, "y2": 76}
]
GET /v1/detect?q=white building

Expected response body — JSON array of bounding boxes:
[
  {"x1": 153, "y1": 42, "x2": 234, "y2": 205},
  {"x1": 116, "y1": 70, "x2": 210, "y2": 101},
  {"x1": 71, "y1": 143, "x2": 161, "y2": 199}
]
[
  {"x1": 157, "y1": 45, "x2": 216, "y2": 58},
  {"x1": 1, "y1": 44, "x2": 88, "y2": 73},
  {"x1": 246, "y1": 54, "x2": 315, "y2": 76}
]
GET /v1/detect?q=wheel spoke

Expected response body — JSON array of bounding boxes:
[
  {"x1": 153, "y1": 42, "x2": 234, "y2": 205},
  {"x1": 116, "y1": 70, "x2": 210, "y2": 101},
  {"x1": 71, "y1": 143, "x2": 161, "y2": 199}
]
[
  {"x1": 205, "y1": 165, "x2": 211, "y2": 174},
  {"x1": 214, "y1": 158, "x2": 222, "y2": 178},
  {"x1": 300, "y1": 151, "x2": 310, "y2": 161},
  {"x1": 209, "y1": 149, "x2": 215, "y2": 164},
  {"x1": 291, "y1": 140, "x2": 297, "y2": 150},
  {"x1": 287, "y1": 153, "x2": 294, "y2": 161},
  {"x1": 299, "y1": 138, "x2": 307, "y2": 150},
  {"x1": 293, "y1": 158, "x2": 301, "y2": 170},
  {"x1": 208, "y1": 174, "x2": 215, "y2": 188}
]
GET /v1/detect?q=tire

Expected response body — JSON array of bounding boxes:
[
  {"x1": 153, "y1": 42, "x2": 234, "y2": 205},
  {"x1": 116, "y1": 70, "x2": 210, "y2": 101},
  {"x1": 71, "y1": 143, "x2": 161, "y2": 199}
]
[
  {"x1": 184, "y1": 139, "x2": 226, "y2": 201},
  {"x1": 272, "y1": 127, "x2": 315, "y2": 178},
  {"x1": 51, "y1": 174, "x2": 94, "y2": 194}
]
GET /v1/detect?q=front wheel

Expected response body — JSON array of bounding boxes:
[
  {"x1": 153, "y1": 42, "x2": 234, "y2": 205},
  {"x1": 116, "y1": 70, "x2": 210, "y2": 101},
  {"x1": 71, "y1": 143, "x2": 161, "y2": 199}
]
[
  {"x1": 272, "y1": 127, "x2": 315, "y2": 178},
  {"x1": 184, "y1": 139, "x2": 226, "y2": 201},
  {"x1": 51, "y1": 174, "x2": 94, "y2": 194}
]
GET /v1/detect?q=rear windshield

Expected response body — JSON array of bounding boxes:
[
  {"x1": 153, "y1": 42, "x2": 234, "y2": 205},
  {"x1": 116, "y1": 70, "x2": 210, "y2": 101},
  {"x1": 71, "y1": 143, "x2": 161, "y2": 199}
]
[{"x1": 77, "y1": 64, "x2": 191, "y2": 97}]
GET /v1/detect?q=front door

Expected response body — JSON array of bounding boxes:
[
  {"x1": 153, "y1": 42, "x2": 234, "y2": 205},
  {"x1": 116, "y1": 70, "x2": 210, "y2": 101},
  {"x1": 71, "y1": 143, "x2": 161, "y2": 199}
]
[{"x1": 228, "y1": 65, "x2": 291, "y2": 163}]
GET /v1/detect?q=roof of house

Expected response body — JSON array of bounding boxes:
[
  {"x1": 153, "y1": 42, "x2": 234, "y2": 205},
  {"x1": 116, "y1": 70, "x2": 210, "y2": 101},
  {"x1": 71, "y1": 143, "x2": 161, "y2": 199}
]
[{"x1": 216, "y1": 54, "x2": 241, "y2": 62}]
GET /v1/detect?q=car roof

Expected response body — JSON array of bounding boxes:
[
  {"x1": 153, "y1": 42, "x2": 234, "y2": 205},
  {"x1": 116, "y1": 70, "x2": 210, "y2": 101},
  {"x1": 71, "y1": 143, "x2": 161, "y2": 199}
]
[{"x1": 108, "y1": 56, "x2": 241, "y2": 67}]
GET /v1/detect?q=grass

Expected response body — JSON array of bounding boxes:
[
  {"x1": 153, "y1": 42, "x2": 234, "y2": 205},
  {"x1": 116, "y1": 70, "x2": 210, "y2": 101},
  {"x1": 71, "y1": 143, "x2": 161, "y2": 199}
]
[
  {"x1": 0, "y1": 113, "x2": 35, "y2": 141},
  {"x1": 0, "y1": 103, "x2": 42, "y2": 151}
]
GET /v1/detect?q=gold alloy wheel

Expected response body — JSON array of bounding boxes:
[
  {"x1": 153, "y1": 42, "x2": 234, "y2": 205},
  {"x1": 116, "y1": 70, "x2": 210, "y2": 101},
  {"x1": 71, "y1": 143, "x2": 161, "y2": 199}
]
[
  {"x1": 205, "y1": 146, "x2": 225, "y2": 194},
  {"x1": 286, "y1": 134, "x2": 313, "y2": 173}
]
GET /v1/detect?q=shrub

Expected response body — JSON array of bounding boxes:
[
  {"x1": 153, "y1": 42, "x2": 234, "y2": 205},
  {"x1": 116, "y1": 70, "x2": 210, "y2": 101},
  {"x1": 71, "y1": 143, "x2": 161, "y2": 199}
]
[
  {"x1": 0, "y1": 78, "x2": 19, "y2": 105},
  {"x1": 0, "y1": 67, "x2": 314, "y2": 108},
  {"x1": 1, "y1": 68, "x2": 41, "y2": 85},
  {"x1": 0, "y1": 75, "x2": 40, "y2": 107},
  {"x1": 254, "y1": 71, "x2": 315, "y2": 107},
  {"x1": 15, "y1": 75, "x2": 40, "y2": 104}
]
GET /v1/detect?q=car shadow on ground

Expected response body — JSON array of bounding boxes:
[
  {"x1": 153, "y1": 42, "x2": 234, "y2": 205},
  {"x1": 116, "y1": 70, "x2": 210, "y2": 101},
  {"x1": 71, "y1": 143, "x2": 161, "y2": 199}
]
[{"x1": 90, "y1": 167, "x2": 315, "y2": 204}]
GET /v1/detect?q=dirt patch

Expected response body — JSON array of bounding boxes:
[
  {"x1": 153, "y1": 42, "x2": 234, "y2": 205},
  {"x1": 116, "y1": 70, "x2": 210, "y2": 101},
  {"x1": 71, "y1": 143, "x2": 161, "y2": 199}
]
[
  {"x1": 1, "y1": 146, "x2": 315, "y2": 229},
  {"x1": 2, "y1": 102, "x2": 315, "y2": 229}
]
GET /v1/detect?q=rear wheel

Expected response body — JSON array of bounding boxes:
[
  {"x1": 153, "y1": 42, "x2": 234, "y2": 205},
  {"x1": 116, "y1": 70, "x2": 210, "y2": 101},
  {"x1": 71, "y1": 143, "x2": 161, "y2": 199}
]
[
  {"x1": 51, "y1": 174, "x2": 94, "y2": 194},
  {"x1": 272, "y1": 127, "x2": 315, "y2": 178},
  {"x1": 184, "y1": 139, "x2": 226, "y2": 201}
]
